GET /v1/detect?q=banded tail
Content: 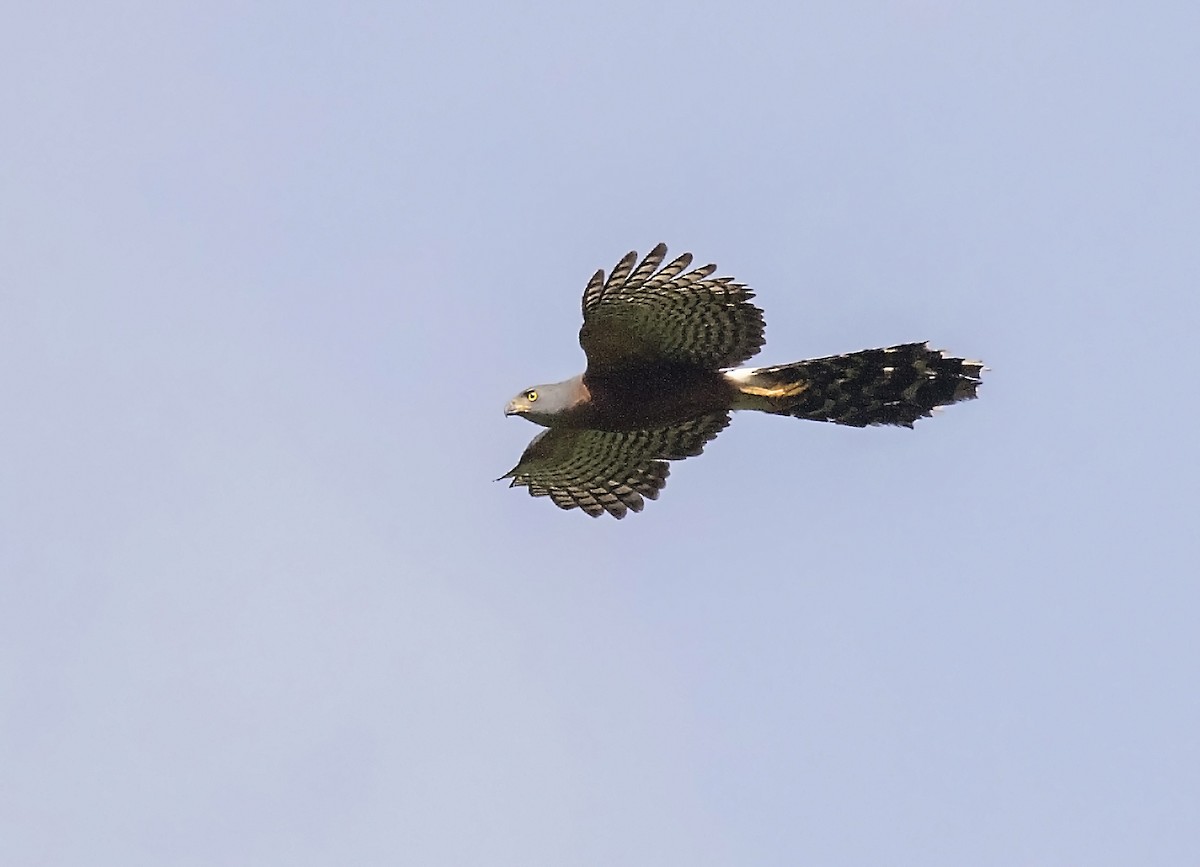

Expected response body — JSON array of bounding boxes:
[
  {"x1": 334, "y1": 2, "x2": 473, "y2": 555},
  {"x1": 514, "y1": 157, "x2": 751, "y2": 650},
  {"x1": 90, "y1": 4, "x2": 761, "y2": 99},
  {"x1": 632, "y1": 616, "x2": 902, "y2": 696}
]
[{"x1": 725, "y1": 342, "x2": 983, "y2": 428}]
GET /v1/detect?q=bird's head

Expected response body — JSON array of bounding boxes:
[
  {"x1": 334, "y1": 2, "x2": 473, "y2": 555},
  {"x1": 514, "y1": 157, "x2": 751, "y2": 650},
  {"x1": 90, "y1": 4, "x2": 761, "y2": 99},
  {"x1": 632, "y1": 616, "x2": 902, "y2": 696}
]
[{"x1": 504, "y1": 378, "x2": 581, "y2": 427}]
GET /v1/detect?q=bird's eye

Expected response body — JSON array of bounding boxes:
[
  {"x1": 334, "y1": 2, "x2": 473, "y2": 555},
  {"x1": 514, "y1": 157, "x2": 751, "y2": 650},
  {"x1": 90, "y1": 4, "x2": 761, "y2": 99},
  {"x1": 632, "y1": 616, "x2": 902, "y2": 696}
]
[{"x1": 526, "y1": 390, "x2": 538, "y2": 402}]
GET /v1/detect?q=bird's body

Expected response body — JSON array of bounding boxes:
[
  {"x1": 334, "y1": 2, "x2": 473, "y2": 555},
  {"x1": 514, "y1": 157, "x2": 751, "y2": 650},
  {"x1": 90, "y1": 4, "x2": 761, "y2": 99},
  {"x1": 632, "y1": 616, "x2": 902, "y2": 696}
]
[
  {"x1": 502, "y1": 244, "x2": 983, "y2": 518},
  {"x1": 551, "y1": 365, "x2": 734, "y2": 432}
]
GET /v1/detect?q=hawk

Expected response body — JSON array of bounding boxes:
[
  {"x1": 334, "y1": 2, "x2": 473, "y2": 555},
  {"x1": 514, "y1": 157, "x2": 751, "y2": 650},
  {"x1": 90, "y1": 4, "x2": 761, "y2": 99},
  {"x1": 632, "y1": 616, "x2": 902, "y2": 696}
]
[{"x1": 502, "y1": 244, "x2": 982, "y2": 518}]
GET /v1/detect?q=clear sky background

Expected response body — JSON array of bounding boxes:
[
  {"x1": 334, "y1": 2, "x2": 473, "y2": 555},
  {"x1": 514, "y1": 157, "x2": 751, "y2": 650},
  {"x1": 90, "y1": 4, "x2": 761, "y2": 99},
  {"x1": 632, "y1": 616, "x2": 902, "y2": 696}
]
[{"x1": 3, "y1": 2, "x2": 1198, "y2": 865}]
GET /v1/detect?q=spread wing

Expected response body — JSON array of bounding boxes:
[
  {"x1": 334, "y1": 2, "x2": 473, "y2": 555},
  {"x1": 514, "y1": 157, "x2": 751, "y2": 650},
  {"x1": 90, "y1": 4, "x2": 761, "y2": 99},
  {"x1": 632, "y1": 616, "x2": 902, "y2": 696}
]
[
  {"x1": 500, "y1": 413, "x2": 731, "y2": 518},
  {"x1": 578, "y1": 244, "x2": 765, "y2": 374}
]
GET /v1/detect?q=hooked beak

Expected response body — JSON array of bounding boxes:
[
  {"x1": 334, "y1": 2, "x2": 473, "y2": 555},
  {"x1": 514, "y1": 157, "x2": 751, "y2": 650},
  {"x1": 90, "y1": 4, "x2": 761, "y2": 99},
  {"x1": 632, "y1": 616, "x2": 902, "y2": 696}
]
[{"x1": 504, "y1": 399, "x2": 522, "y2": 417}]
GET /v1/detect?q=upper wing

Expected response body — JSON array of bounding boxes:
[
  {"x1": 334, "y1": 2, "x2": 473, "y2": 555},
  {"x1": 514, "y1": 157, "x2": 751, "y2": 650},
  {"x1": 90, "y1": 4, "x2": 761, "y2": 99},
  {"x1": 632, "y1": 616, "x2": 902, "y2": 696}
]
[
  {"x1": 578, "y1": 244, "x2": 765, "y2": 374},
  {"x1": 500, "y1": 413, "x2": 731, "y2": 518}
]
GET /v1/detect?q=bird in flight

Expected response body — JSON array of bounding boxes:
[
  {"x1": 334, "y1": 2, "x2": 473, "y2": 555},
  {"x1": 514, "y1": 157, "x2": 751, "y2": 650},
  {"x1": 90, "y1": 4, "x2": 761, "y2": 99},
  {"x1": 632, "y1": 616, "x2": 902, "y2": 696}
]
[{"x1": 502, "y1": 244, "x2": 982, "y2": 518}]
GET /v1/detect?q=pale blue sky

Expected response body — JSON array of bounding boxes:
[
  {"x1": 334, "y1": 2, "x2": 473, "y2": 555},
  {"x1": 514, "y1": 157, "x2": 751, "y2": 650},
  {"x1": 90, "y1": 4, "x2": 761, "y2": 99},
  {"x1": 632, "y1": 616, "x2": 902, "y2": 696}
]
[{"x1": 2, "y1": 2, "x2": 1198, "y2": 865}]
